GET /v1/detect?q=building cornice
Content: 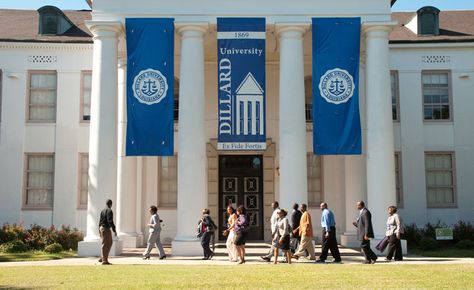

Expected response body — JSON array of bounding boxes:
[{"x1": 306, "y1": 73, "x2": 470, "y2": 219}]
[{"x1": 0, "y1": 41, "x2": 92, "y2": 51}]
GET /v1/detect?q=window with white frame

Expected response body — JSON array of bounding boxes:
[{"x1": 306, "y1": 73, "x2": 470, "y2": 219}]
[
  {"x1": 28, "y1": 71, "x2": 57, "y2": 122},
  {"x1": 304, "y1": 77, "x2": 313, "y2": 122},
  {"x1": 158, "y1": 156, "x2": 177, "y2": 207},
  {"x1": 307, "y1": 154, "x2": 323, "y2": 207},
  {"x1": 79, "y1": 154, "x2": 89, "y2": 208},
  {"x1": 425, "y1": 152, "x2": 456, "y2": 207},
  {"x1": 25, "y1": 154, "x2": 54, "y2": 208},
  {"x1": 422, "y1": 71, "x2": 451, "y2": 121},
  {"x1": 394, "y1": 152, "x2": 403, "y2": 208},
  {"x1": 81, "y1": 71, "x2": 92, "y2": 122},
  {"x1": 391, "y1": 71, "x2": 399, "y2": 121}
]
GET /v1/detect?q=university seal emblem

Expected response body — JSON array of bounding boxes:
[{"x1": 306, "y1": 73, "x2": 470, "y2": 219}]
[
  {"x1": 133, "y1": 68, "x2": 168, "y2": 105},
  {"x1": 318, "y1": 68, "x2": 355, "y2": 105}
]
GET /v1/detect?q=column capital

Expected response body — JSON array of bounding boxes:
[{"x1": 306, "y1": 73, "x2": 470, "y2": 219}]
[
  {"x1": 176, "y1": 22, "x2": 209, "y2": 37},
  {"x1": 275, "y1": 22, "x2": 310, "y2": 38},
  {"x1": 362, "y1": 21, "x2": 397, "y2": 36},
  {"x1": 85, "y1": 21, "x2": 124, "y2": 40}
]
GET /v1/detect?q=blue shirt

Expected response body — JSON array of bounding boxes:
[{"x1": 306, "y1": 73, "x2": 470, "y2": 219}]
[{"x1": 321, "y1": 208, "x2": 336, "y2": 231}]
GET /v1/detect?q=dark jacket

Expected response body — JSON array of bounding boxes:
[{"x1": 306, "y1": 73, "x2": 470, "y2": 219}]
[
  {"x1": 357, "y1": 208, "x2": 374, "y2": 240},
  {"x1": 99, "y1": 207, "x2": 116, "y2": 233},
  {"x1": 291, "y1": 210, "x2": 302, "y2": 236}
]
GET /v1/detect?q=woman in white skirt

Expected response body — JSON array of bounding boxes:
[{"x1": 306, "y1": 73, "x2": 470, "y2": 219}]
[{"x1": 223, "y1": 206, "x2": 238, "y2": 262}]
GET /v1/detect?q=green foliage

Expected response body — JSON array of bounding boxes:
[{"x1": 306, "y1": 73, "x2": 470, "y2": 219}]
[
  {"x1": 0, "y1": 240, "x2": 28, "y2": 253},
  {"x1": 453, "y1": 220, "x2": 474, "y2": 242},
  {"x1": 419, "y1": 237, "x2": 439, "y2": 251},
  {"x1": 0, "y1": 223, "x2": 83, "y2": 252},
  {"x1": 403, "y1": 223, "x2": 423, "y2": 247},
  {"x1": 455, "y1": 239, "x2": 474, "y2": 250},
  {"x1": 44, "y1": 243, "x2": 63, "y2": 254}
]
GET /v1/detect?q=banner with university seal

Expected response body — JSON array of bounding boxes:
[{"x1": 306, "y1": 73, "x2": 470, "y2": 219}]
[
  {"x1": 312, "y1": 17, "x2": 362, "y2": 155},
  {"x1": 125, "y1": 18, "x2": 174, "y2": 156},
  {"x1": 217, "y1": 18, "x2": 266, "y2": 151}
]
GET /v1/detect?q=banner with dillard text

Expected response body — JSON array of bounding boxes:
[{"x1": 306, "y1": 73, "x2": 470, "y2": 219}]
[
  {"x1": 125, "y1": 18, "x2": 174, "y2": 156},
  {"x1": 217, "y1": 18, "x2": 266, "y2": 151},
  {"x1": 312, "y1": 17, "x2": 362, "y2": 155}
]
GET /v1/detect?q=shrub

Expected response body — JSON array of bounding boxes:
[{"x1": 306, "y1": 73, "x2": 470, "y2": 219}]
[
  {"x1": 0, "y1": 240, "x2": 28, "y2": 253},
  {"x1": 57, "y1": 225, "x2": 84, "y2": 251},
  {"x1": 25, "y1": 224, "x2": 58, "y2": 250},
  {"x1": 455, "y1": 239, "x2": 474, "y2": 250},
  {"x1": 0, "y1": 224, "x2": 26, "y2": 245},
  {"x1": 403, "y1": 223, "x2": 422, "y2": 247},
  {"x1": 419, "y1": 237, "x2": 439, "y2": 251},
  {"x1": 44, "y1": 243, "x2": 63, "y2": 254},
  {"x1": 453, "y1": 221, "x2": 474, "y2": 242}
]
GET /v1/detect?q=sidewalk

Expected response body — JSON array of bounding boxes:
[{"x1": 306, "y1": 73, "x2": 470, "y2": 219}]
[{"x1": 1, "y1": 244, "x2": 473, "y2": 267}]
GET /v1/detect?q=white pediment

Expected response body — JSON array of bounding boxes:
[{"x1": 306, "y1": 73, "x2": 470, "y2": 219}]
[{"x1": 236, "y1": 73, "x2": 264, "y2": 95}]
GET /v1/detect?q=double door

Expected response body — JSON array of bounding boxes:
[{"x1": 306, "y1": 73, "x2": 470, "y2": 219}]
[{"x1": 218, "y1": 155, "x2": 263, "y2": 241}]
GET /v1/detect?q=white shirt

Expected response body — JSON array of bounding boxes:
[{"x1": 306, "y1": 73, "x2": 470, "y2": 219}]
[{"x1": 270, "y1": 208, "x2": 280, "y2": 235}]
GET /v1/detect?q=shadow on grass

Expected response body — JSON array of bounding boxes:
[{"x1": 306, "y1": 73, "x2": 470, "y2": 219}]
[{"x1": 0, "y1": 286, "x2": 37, "y2": 290}]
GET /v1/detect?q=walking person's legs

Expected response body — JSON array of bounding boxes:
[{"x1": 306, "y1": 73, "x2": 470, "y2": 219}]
[
  {"x1": 143, "y1": 232, "x2": 158, "y2": 258},
  {"x1": 154, "y1": 232, "x2": 166, "y2": 258},
  {"x1": 318, "y1": 229, "x2": 330, "y2": 261},
  {"x1": 386, "y1": 234, "x2": 397, "y2": 260}
]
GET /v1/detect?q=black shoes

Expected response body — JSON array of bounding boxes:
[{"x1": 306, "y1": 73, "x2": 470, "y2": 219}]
[
  {"x1": 260, "y1": 256, "x2": 271, "y2": 262},
  {"x1": 159, "y1": 255, "x2": 167, "y2": 260},
  {"x1": 315, "y1": 259, "x2": 325, "y2": 263},
  {"x1": 143, "y1": 256, "x2": 150, "y2": 260}
]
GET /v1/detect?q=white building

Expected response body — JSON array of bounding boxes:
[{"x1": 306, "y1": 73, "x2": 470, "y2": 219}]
[{"x1": 0, "y1": 1, "x2": 473, "y2": 256}]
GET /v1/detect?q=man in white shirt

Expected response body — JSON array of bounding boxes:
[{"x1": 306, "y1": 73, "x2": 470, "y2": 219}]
[{"x1": 261, "y1": 201, "x2": 279, "y2": 262}]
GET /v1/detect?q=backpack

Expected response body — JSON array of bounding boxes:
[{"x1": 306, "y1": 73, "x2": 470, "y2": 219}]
[{"x1": 197, "y1": 220, "x2": 206, "y2": 238}]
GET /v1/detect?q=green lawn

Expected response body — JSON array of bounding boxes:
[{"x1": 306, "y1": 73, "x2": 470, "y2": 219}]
[
  {"x1": 0, "y1": 251, "x2": 76, "y2": 262},
  {"x1": 410, "y1": 248, "x2": 474, "y2": 258},
  {"x1": 0, "y1": 264, "x2": 473, "y2": 289}
]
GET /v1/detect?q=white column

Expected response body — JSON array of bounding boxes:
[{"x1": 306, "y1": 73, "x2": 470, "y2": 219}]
[
  {"x1": 172, "y1": 24, "x2": 209, "y2": 256},
  {"x1": 78, "y1": 21, "x2": 123, "y2": 256},
  {"x1": 364, "y1": 24, "x2": 397, "y2": 238},
  {"x1": 116, "y1": 56, "x2": 140, "y2": 248},
  {"x1": 276, "y1": 24, "x2": 308, "y2": 210}
]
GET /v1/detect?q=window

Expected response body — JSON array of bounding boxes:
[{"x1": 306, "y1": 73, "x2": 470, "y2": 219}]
[
  {"x1": 78, "y1": 154, "x2": 89, "y2": 208},
  {"x1": 174, "y1": 77, "x2": 179, "y2": 121},
  {"x1": 307, "y1": 154, "x2": 323, "y2": 207},
  {"x1": 417, "y1": 6, "x2": 440, "y2": 36},
  {"x1": 158, "y1": 156, "x2": 177, "y2": 207},
  {"x1": 394, "y1": 152, "x2": 403, "y2": 208},
  {"x1": 391, "y1": 71, "x2": 400, "y2": 121},
  {"x1": 37, "y1": 6, "x2": 73, "y2": 36},
  {"x1": 422, "y1": 71, "x2": 451, "y2": 121},
  {"x1": 24, "y1": 154, "x2": 54, "y2": 208},
  {"x1": 81, "y1": 71, "x2": 92, "y2": 122},
  {"x1": 304, "y1": 77, "x2": 313, "y2": 122},
  {"x1": 28, "y1": 71, "x2": 57, "y2": 122},
  {"x1": 425, "y1": 152, "x2": 456, "y2": 207}
]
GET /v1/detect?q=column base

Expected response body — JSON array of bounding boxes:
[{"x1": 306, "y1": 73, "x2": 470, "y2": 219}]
[
  {"x1": 340, "y1": 232, "x2": 360, "y2": 248},
  {"x1": 119, "y1": 233, "x2": 143, "y2": 248},
  {"x1": 172, "y1": 237, "x2": 203, "y2": 256},
  {"x1": 77, "y1": 238, "x2": 123, "y2": 257}
]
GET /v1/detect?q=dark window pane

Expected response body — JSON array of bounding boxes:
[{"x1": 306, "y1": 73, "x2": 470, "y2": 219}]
[
  {"x1": 442, "y1": 105, "x2": 450, "y2": 119},
  {"x1": 83, "y1": 115, "x2": 90, "y2": 121},
  {"x1": 433, "y1": 107, "x2": 441, "y2": 119},
  {"x1": 392, "y1": 106, "x2": 397, "y2": 121},
  {"x1": 441, "y1": 95, "x2": 449, "y2": 104},
  {"x1": 174, "y1": 99, "x2": 179, "y2": 121},
  {"x1": 432, "y1": 95, "x2": 441, "y2": 104},
  {"x1": 424, "y1": 95, "x2": 432, "y2": 104},
  {"x1": 420, "y1": 13, "x2": 436, "y2": 35},
  {"x1": 424, "y1": 108, "x2": 433, "y2": 119},
  {"x1": 305, "y1": 103, "x2": 312, "y2": 122}
]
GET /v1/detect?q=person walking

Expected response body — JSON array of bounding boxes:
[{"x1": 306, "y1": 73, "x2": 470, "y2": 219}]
[
  {"x1": 292, "y1": 203, "x2": 316, "y2": 260},
  {"x1": 316, "y1": 202, "x2": 342, "y2": 263},
  {"x1": 273, "y1": 209, "x2": 291, "y2": 264},
  {"x1": 290, "y1": 203, "x2": 302, "y2": 254},
  {"x1": 199, "y1": 208, "x2": 217, "y2": 260},
  {"x1": 261, "y1": 201, "x2": 280, "y2": 262},
  {"x1": 234, "y1": 205, "x2": 249, "y2": 264},
  {"x1": 353, "y1": 200, "x2": 378, "y2": 264},
  {"x1": 98, "y1": 199, "x2": 117, "y2": 265},
  {"x1": 385, "y1": 205, "x2": 403, "y2": 261},
  {"x1": 142, "y1": 205, "x2": 166, "y2": 260},
  {"x1": 224, "y1": 205, "x2": 238, "y2": 262}
]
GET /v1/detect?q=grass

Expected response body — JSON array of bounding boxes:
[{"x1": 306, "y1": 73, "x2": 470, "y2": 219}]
[
  {"x1": 0, "y1": 251, "x2": 76, "y2": 262},
  {"x1": 0, "y1": 264, "x2": 473, "y2": 289},
  {"x1": 410, "y1": 247, "x2": 474, "y2": 258}
]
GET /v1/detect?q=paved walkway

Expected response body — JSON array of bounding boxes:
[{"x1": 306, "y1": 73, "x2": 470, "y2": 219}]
[{"x1": 1, "y1": 244, "x2": 473, "y2": 267}]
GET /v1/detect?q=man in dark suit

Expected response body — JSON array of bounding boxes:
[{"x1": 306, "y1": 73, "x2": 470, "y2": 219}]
[
  {"x1": 290, "y1": 203, "x2": 302, "y2": 253},
  {"x1": 353, "y1": 200, "x2": 377, "y2": 264},
  {"x1": 98, "y1": 199, "x2": 117, "y2": 265}
]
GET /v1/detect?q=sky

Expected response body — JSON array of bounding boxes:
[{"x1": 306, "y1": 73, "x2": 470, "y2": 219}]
[{"x1": 0, "y1": 0, "x2": 474, "y2": 11}]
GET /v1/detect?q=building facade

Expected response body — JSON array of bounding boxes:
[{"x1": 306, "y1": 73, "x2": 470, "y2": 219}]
[{"x1": 0, "y1": 0, "x2": 473, "y2": 256}]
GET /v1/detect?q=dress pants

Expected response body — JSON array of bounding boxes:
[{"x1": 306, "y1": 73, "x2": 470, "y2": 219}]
[
  {"x1": 294, "y1": 234, "x2": 315, "y2": 259},
  {"x1": 143, "y1": 231, "x2": 166, "y2": 258},
  {"x1": 386, "y1": 234, "x2": 403, "y2": 261},
  {"x1": 226, "y1": 231, "x2": 237, "y2": 261},
  {"x1": 201, "y1": 231, "x2": 213, "y2": 258},
  {"x1": 361, "y1": 239, "x2": 378, "y2": 262},
  {"x1": 99, "y1": 226, "x2": 113, "y2": 262},
  {"x1": 319, "y1": 227, "x2": 341, "y2": 261}
]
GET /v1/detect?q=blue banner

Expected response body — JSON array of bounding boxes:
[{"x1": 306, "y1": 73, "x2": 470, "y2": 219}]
[
  {"x1": 125, "y1": 18, "x2": 174, "y2": 156},
  {"x1": 312, "y1": 18, "x2": 361, "y2": 155},
  {"x1": 217, "y1": 18, "x2": 266, "y2": 151}
]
